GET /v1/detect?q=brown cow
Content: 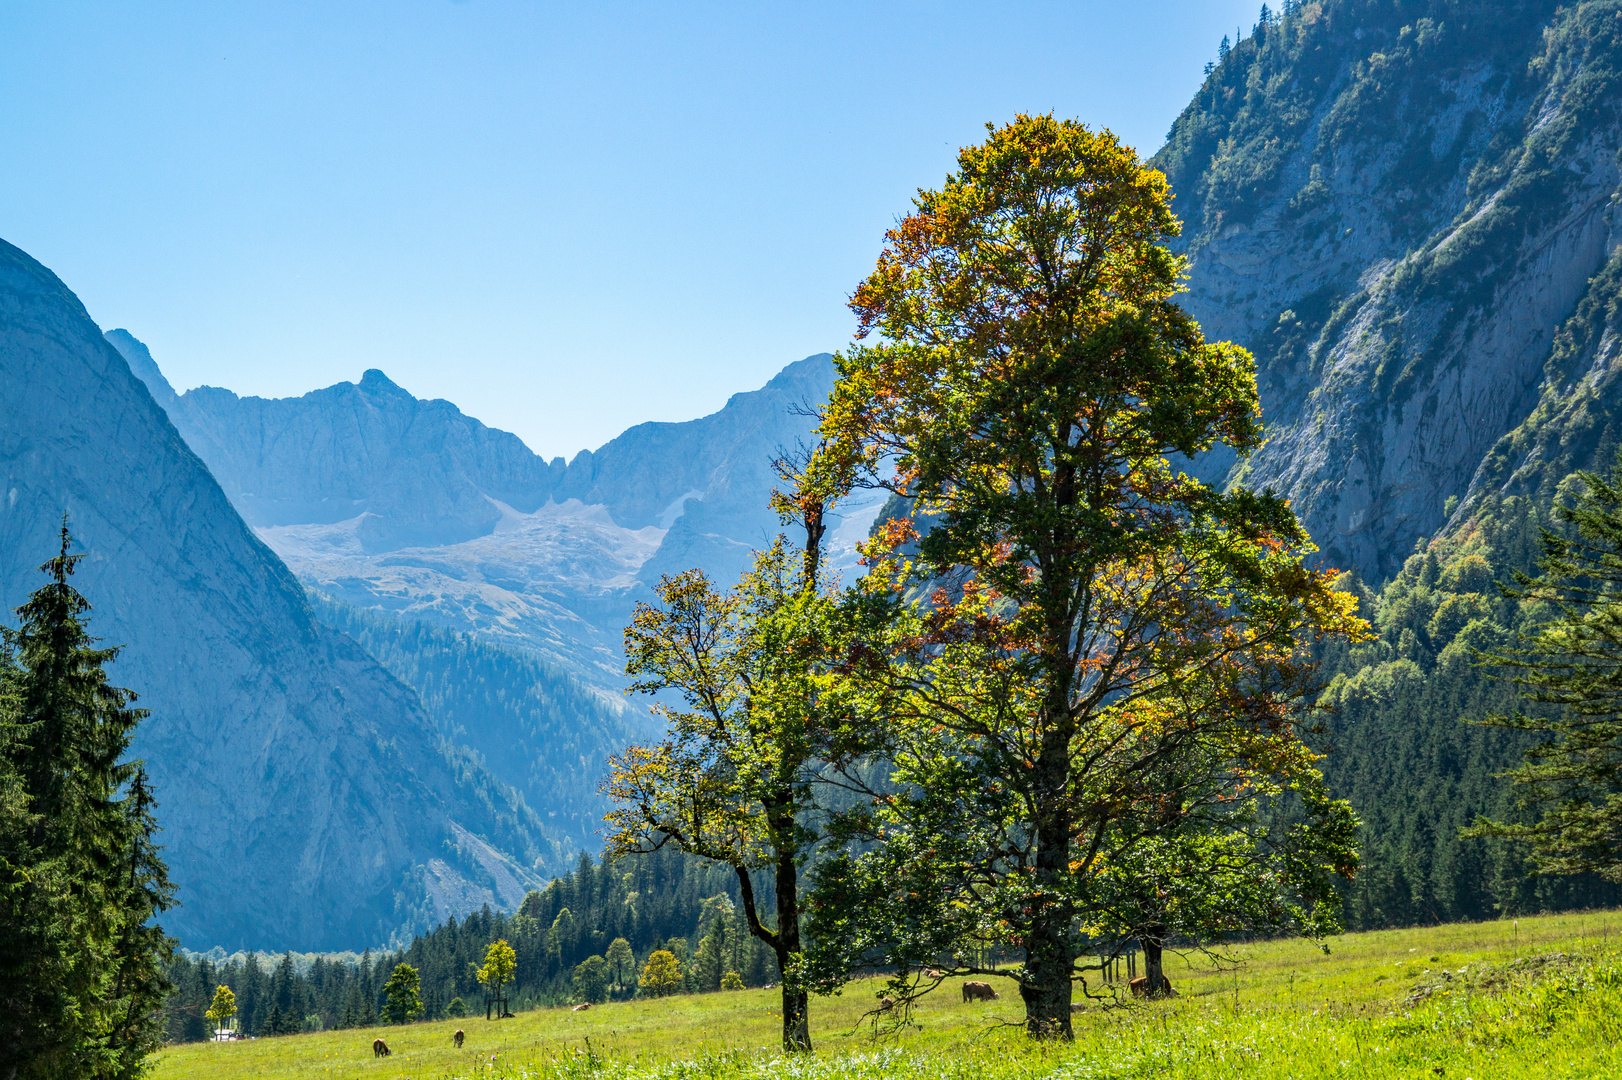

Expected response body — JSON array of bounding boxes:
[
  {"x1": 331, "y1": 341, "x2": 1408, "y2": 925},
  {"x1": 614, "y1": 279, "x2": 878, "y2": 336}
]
[
  {"x1": 924, "y1": 969, "x2": 946, "y2": 981},
  {"x1": 453, "y1": 1028, "x2": 465, "y2": 1048},
  {"x1": 571, "y1": 1002, "x2": 592, "y2": 1012},
  {"x1": 1128, "y1": 975, "x2": 1174, "y2": 998},
  {"x1": 878, "y1": 996, "x2": 897, "y2": 1010},
  {"x1": 961, "y1": 981, "x2": 999, "y2": 1002},
  {"x1": 373, "y1": 1038, "x2": 391, "y2": 1058}
]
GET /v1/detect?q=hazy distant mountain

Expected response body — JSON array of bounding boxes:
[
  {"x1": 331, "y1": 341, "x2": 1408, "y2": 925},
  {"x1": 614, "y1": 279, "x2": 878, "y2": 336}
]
[
  {"x1": 0, "y1": 240, "x2": 555, "y2": 950},
  {"x1": 110, "y1": 337, "x2": 888, "y2": 697},
  {"x1": 313, "y1": 595, "x2": 645, "y2": 859},
  {"x1": 106, "y1": 331, "x2": 563, "y2": 553}
]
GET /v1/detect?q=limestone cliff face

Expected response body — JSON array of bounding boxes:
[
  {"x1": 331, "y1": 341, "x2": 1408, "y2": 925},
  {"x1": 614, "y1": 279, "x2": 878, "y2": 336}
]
[
  {"x1": 1154, "y1": 0, "x2": 1622, "y2": 579},
  {"x1": 1, "y1": 241, "x2": 547, "y2": 950}
]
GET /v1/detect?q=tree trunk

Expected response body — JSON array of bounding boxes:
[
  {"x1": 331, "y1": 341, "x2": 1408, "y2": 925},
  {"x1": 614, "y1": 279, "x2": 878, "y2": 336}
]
[
  {"x1": 1022, "y1": 691, "x2": 1076, "y2": 1039},
  {"x1": 775, "y1": 841, "x2": 812, "y2": 1051},
  {"x1": 1140, "y1": 926, "x2": 1166, "y2": 998},
  {"x1": 734, "y1": 810, "x2": 813, "y2": 1052}
]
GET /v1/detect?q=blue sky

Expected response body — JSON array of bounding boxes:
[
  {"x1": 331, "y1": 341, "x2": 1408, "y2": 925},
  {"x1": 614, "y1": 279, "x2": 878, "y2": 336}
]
[{"x1": 1, "y1": 1, "x2": 1264, "y2": 460}]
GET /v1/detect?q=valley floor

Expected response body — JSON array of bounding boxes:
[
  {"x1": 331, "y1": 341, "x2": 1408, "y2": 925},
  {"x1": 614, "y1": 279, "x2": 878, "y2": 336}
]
[{"x1": 153, "y1": 910, "x2": 1622, "y2": 1080}]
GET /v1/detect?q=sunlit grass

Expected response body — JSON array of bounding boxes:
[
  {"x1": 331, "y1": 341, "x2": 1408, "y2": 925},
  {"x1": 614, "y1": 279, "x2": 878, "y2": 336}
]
[{"x1": 153, "y1": 909, "x2": 1622, "y2": 1079}]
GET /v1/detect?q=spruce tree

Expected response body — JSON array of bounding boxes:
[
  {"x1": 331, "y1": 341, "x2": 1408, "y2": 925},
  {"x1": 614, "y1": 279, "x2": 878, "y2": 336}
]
[
  {"x1": 1468, "y1": 461, "x2": 1622, "y2": 877},
  {"x1": 0, "y1": 520, "x2": 173, "y2": 1079},
  {"x1": 103, "y1": 767, "x2": 176, "y2": 1076}
]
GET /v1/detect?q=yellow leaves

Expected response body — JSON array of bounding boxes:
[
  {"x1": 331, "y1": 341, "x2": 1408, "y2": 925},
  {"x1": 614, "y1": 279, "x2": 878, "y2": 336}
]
[
  {"x1": 204, "y1": 985, "x2": 236, "y2": 1023},
  {"x1": 637, "y1": 950, "x2": 684, "y2": 997},
  {"x1": 476, "y1": 939, "x2": 518, "y2": 991}
]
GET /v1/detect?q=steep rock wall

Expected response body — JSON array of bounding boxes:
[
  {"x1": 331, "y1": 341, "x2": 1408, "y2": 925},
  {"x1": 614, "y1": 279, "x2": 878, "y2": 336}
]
[
  {"x1": 1155, "y1": 0, "x2": 1622, "y2": 578},
  {"x1": 0, "y1": 241, "x2": 547, "y2": 950}
]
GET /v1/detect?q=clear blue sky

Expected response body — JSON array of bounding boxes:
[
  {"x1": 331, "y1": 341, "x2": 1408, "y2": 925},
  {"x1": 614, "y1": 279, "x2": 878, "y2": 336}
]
[{"x1": 1, "y1": 1, "x2": 1263, "y2": 460}]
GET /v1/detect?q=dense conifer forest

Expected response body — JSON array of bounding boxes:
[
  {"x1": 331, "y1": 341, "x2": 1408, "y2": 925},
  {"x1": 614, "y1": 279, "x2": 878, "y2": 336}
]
[
  {"x1": 160, "y1": 847, "x2": 780, "y2": 1042},
  {"x1": 1317, "y1": 490, "x2": 1622, "y2": 929},
  {"x1": 312, "y1": 596, "x2": 646, "y2": 869}
]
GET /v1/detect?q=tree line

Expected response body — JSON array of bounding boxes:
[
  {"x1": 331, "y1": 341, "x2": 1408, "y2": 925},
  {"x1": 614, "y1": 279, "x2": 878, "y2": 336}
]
[
  {"x1": 159, "y1": 845, "x2": 782, "y2": 1042},
  {"x1": 1313, "y1": 491, "x2": 1622, "y2": 929}
]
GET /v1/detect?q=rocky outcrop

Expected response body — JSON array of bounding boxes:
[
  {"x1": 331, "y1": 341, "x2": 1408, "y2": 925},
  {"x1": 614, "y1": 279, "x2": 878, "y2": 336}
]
[
  {"x1": 1, "y1": 240, "x2": 549, "y2": 950},
  {"x1": 1154, "y1": 0, "x2": 1622, "y2": 579}
]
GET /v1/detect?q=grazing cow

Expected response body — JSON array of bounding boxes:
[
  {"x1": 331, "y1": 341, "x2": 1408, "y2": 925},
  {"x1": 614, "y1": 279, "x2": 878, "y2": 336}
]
[
  {"x1": 453, "y1": 1029, "x2": 465, "y2": 1048},
  {"x1": 924, "y1": 969, "x2": 945, "y2": 981},
  {"x1": 879, "y1": 996, "x2": 897, "y2": 1010},
  {"x1": 571, "y1": 1003, "x2": 592, "y2": 1012},
  {"x1": 1128, "y1": 975, "x2": 1174, "y2": 998},
  {"x1": 373, "y1": 1038, "x2": 391, "y2": 1058},
  {"x1": 961, "y1": 981, "x2": 999, "y2": 1002}
]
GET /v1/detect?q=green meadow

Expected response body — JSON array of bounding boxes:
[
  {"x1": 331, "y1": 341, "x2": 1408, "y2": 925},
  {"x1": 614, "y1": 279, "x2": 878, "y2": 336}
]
[{"x1": 154, "y1": 910, "x2": 1622, "y2": 1080}]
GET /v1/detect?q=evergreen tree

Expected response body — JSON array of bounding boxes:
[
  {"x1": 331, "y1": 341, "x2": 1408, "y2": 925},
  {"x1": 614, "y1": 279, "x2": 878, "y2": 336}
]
[
  {"x1": 103, "y1": 767, "x2": 177, "y2": 1075},
  {"x1": 382, "y1": 964, "x2": 423, "y2": 1025},
  {"x1": 1468, "y1": 461, "x2": 1622, "y2": 878},
  {"x1": 692, "y1": 917, "x2": 726, "y2": 993},
  {"x1": 1220, "y1": 33, "x2": 1231, "y2": 61},
  {"x1": 0, "y1": 521, "x2": 174, "y2": 1079}
]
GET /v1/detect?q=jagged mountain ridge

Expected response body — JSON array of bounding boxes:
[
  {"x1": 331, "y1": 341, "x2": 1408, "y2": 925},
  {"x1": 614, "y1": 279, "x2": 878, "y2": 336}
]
[
  {"x1": 1153, "y1": 0, "x2": 1622, "y2": 581},
  {"x1": 0, "y1": 239, "x2": 560, "y2": 951},
  {"x1": 110, "y1": 337, "x2": 888, "y2": 696},
  {"x1": 106, "y1": 330, "x2": 563, "y2": 552}
]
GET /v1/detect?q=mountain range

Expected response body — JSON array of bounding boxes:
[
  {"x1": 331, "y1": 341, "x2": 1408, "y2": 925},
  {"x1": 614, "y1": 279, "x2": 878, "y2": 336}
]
[
  {"x1": 109, "y1": 332, "x2": 885, "y2": 700},
  {"x1": 8, "y1": 0, "x2": 1622, "y2": 950},
  {"x1": 1154, "y1": 0, "x2": 1622, "y2": 581}
]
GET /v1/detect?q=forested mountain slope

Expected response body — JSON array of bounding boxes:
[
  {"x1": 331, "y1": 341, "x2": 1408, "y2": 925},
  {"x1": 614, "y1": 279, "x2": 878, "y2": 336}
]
[
  {"x1": 1153, "y1": 0, "x2": 1622, "y2": 926},
  {"x1": 0, "y1": 239, "x2": 553, "y2": 950},
  {"x1": 1154, "y1": 0, "x2": 1620, "y2": 581},
  {"x1": 312, "y1": 596, "x2": 651, "y2": 860}
]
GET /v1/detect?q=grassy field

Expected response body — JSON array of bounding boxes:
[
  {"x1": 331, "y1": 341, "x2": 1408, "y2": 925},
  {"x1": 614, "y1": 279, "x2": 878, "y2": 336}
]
[{"x1": 154, "y1": 910, "x2": 1622, "y2": 1080}]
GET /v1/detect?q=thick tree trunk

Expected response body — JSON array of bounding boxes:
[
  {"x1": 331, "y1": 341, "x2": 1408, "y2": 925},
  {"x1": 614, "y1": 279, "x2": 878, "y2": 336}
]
[
  {"x1": 1140, "y1": 926, "x2": 1166, "y2": 998},
  {"x1": 775, "y1": 843, "x2": 813, "y2": 1051},
  {"x1": 1022, "y1": 690, "x2": 1076, "y2": 1039}
]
